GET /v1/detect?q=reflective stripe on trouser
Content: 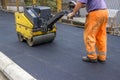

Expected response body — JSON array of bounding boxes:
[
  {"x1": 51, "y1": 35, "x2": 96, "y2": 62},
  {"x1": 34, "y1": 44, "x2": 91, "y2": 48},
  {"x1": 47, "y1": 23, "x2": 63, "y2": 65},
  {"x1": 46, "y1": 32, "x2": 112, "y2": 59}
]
[
  {"x1": 87, "y1": 52, "x2": 97, "y2": 60},
  {"x1": 98, "y1": 52, "x2": 106, "y2": 61},
  {"x1": 84, "y1": 10, "x2": 108, "y2": 60}
]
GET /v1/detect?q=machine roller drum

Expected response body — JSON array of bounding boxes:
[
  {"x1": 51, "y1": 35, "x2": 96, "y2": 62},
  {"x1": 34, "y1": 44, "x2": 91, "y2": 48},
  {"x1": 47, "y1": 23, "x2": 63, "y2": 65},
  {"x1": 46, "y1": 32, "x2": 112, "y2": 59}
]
[
  {"x1": 27, "y1": 33, "x2": 56, "y2": 46},
  {"x1": 27, "y1": 38, "x2": 34, "y2": 47}
]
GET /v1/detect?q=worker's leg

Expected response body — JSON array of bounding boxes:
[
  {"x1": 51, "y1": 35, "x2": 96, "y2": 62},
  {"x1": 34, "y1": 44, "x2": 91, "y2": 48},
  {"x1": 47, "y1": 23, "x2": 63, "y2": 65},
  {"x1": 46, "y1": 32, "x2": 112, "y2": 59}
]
[
  {"x1": 83, "y1": 11, "x2": 102, "y2": 61},
  {"x1": 96, "y1": 10, "x2": 108, "y2": 62}
]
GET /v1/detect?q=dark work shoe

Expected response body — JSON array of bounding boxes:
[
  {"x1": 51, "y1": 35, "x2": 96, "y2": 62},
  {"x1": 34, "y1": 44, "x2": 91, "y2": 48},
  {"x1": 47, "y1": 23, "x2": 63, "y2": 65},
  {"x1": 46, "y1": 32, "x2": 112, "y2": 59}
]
[
  {"x1": 82, "y1": 56, "x2": 97, "y2": 63},
  {"x1": 98, "y1": 59, "x2": 106, "y2": 63}
]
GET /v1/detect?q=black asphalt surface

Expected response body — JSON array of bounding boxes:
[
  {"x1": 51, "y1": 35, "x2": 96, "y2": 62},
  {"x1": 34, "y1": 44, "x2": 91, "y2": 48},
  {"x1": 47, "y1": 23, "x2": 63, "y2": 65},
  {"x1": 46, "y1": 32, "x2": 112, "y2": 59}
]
[{"x1": 0, "y1": 10, "x2": 120, "y2": 80}]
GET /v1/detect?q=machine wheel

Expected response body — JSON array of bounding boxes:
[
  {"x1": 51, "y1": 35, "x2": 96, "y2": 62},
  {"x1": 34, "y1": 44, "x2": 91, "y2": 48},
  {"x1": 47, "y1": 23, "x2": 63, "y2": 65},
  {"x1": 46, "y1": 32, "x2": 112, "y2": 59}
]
[
  {"x1": 17, "y1": 33, "x2": 24, "y2": 42},
  {"x1": 27, "y1": 38, "x2": 34, "y2": 47},
  {"x1": 48, "y1": 33, "x2": 56, "y2": 43}
]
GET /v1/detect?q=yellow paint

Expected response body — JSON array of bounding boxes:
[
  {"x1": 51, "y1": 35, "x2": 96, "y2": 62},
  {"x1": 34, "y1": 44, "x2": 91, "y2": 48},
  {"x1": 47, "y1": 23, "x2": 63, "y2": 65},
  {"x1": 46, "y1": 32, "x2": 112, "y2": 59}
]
[
  {"x1": 15, "y1": 12, "x2": 56, "y2": 40},
  {"x1": 15, "y1": 12, "x2": 33, "y2": 39},
  {"x1": 33, "y1": 0, "x2": 37, "y2": 5},
  {"x1": 1, "y1": 0, "x2": 7, "y2": 9},
  {"x1": 57, "y1": 0, "x2": 62, "y2": 12},
  {"x1": 16, "y1": 0, "x2": 19, "y2": 11}
]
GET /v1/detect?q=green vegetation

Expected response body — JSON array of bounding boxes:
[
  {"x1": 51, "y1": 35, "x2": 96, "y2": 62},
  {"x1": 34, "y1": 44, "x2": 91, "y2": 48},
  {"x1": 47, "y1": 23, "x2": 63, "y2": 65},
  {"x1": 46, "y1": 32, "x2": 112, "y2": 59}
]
[
  {"x1": 46, "y1": 0, "x2": 57, "y2": 12},
  {"x1": 24, "y1": 0, "x2": 57, "y2": 12}
]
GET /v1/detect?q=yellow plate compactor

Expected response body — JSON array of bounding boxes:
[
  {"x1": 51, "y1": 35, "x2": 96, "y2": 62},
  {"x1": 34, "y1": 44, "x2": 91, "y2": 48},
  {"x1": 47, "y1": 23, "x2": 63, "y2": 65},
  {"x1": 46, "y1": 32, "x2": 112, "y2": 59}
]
[{"x1": 15, "y1": 6, "x2": 65, "y2": 46}]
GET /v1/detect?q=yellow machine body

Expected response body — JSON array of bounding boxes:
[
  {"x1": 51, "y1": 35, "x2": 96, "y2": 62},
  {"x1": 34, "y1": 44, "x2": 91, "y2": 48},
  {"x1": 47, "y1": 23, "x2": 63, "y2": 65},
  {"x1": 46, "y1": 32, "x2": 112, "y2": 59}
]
[{"x1": 15, "y1": 12, "x2": 56, "y2": 46}]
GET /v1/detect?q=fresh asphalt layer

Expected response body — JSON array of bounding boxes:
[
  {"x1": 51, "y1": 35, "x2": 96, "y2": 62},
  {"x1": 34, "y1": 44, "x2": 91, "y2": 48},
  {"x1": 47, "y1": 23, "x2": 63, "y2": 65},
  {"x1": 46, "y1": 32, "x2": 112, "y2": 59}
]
[{"x1": 0, "y1": 10, "x2": 120, "y2": 80}]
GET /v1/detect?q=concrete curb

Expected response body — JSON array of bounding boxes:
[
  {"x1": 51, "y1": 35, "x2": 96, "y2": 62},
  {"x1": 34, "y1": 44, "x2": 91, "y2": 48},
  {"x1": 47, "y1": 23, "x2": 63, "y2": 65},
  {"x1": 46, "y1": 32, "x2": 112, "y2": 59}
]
[
  {"x1": 61, "y1": 16, "x2": 86, "y2": 28},
  {"x1": 0, "y1": 9, "x2": 15, "y2": 14},
  {"x1": 0, "y1": 51, "x2": 37, "y2": 80}
]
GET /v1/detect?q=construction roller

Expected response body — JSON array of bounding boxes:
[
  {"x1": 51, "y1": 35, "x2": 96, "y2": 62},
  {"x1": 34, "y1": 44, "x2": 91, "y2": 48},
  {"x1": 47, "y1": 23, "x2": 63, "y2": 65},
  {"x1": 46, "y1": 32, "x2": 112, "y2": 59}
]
[
  {"x1": 15, "y1": 6, "x2": 66, "y2": 46},
  {"x1": 27, "y1": 33, "x2": 56, "y2": 46}
]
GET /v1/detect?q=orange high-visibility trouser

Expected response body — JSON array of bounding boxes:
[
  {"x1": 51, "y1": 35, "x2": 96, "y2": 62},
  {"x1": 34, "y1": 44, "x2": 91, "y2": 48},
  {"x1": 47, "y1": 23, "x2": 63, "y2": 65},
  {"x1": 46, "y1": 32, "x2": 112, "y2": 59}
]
[{"x1": 84, "y1": 9, "x2": 108, "y2": 61}]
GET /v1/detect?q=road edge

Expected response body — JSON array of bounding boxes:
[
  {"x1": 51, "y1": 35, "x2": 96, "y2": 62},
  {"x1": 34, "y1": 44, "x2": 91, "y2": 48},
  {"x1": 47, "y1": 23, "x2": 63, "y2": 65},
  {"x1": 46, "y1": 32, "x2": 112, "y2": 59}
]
[{"x1": 0, "y1": 51, "x2": 37, "y2": 80}]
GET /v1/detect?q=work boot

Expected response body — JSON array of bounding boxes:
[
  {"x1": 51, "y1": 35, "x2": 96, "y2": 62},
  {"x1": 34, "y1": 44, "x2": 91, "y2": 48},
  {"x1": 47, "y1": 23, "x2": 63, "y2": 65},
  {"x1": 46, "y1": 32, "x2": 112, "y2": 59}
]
[
  {"x1": 97, "y1": 54, "x2": 106, "y2": 63},
  {"x1": 98, "y1": 59, "x2": 106, "y2": 63},
  {"x1": 82, "y1": 56, "x2": 97, "y2": 63}
]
